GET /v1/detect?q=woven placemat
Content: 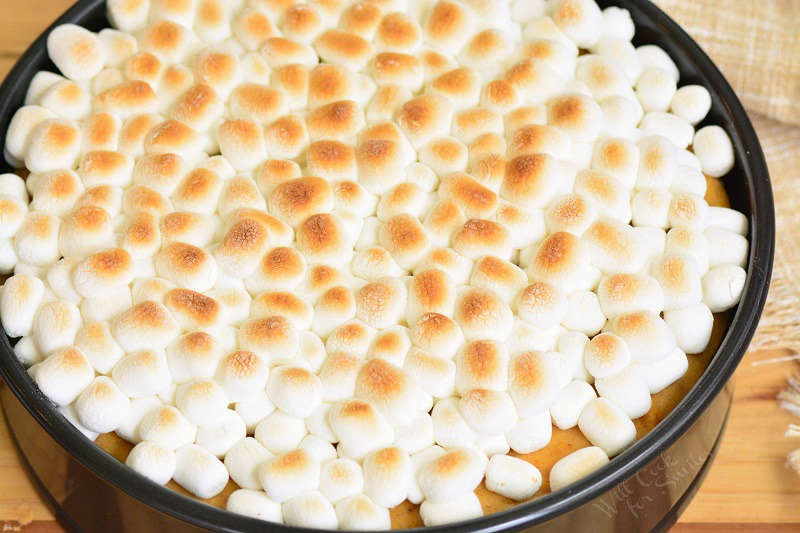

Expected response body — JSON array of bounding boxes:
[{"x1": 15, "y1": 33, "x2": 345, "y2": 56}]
[{"x1": 655, "y1": 0, "x2": 800, "y2": 353}]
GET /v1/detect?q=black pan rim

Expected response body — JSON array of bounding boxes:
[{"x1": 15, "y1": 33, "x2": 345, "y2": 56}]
[{"x1": 0, "y1": 0, "x2": 775, "y2": 532}]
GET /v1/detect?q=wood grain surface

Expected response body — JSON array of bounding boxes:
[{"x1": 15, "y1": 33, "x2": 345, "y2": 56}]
[{"x1": 0, "y1": 1, "x2": 797, "y2": 532}]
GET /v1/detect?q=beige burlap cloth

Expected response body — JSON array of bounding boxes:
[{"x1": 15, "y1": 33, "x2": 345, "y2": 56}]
[{"x1": 654, "y1": 0, "x2": 800, "y2": 352}]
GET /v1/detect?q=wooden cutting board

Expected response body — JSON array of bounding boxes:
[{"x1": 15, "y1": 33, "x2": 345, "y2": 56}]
[{"x1": 1, "y1": 1, "x2": 799, "y2": 532}]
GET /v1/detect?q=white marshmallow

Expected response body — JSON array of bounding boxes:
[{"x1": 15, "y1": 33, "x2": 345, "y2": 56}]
[
  {"x1": 75, "y1": 376, "x2": 130, "y2": 434},
  {"x1": 549, "y1": 380, "x2": 597, "y2": 430},
  {"x1": 329, "y1": 399, "x2": 395, "y2": 460},
  {"x1": 281, "y1": 491, "x2": 338, "y2": 529},
  {"x1": 226, "y1": 489, "x2": 283, "y2": 523},
  {"x1": 112, "y1": 349, "x2": 172, "y2": 398},
  {"x1": 115, "y1": 396, "x2": 162, "y2": 443},
  {"x1": 485, "y1": 454, "x2": 542, "y2": 501},
  {"x1": 549, "y1": 446, "x2": 609, "y2": 492},
  {"x1": 578, "y1": 397, "x2": 637, "y2": 456},
  {"x1": 47, "y1": 25, "x2": 105, "y2": 81},
  {"x1": 32, "y1": 300, "x2": 81, "y2": 355},
  {"x1": 268, "y1": 365, "x2": 324, "y2": 418},
  {"x1": 595, "y1": 367, "x2": 652, "y2": 419},
  {"x1": 419, "y1": 491, "x2": 482, "y2": 526},
  {"x1": 393, "y1": 412, "x2": 435, "y2": 454},
  {"x1": 633, "y1": 347, "x2": 689, "y2": 394},
  {"x1": 459, "y1": 389, "x2": 518, "y2": 436},
  {"x1": 663, "y1": 303, "x2": 714, "y2": 354},
  {"x1": 403, "y1": 347, "x2": 456, "y2": 398},
  {"x1": 508, "y1": 350, "x2": 563, "y2": 416},
  {"x1": 693, "y1": 125, "x2": 735, "y2": 178},
  {"x1": 505, "y1": 410, "x2": 552, "y2": 454},
  {"x1": 430, "y1": 397, "x2": 476, "y2": 449},
  {"x1": 670, "y1": 85, "x2": 711, "y2": 125},
  {"x1": 125, "y1": 440, "x2": 176, "y2": 485},
  {"x1": 173, "y1": 444, "x2": 230, "y2": 499},
  {"x1": 4, "y1": 105, "x2": 56, "y2": 166},
  {"x1": 175, "y1": 378, "x2": 228, "y2": 426},
  {"x1": 335, "y1": 494, "x2": 391, "y2": 530},
  {"x1": 225, "y1": 437, "x2": 273, "y2": 490},
  {"x1": 298, "y1": 434, "x2": 337, "y2": 465},
  {"x1": 14, "y1": 212, "x2": 60, "y2": 267},
  {"x1": 556, "y1": 331, "x2": 592, "y2": 382},
  {"x1": 708, "y1": 206, "x2": 748, "y2": 236},
  {"x1": 702, "y1": 264, "x2": 746, "y2": 312},
  {"x1": 33, "y1": 347, "x2": 94, "y2": 406},
  {"x1": 13, "y1": 336, "x2": 40, "y2": 366},
  {"x1": 255, "y1": 410, "x2": 308, "y2": 454},
  {"x1": 706, "y1": 227, "x2": 749, "y2": 268}
]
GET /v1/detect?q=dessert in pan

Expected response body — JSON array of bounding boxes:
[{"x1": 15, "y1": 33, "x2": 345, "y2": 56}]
[{"x1": 0, "y1": 0, "x2": 751, "y2": 529}]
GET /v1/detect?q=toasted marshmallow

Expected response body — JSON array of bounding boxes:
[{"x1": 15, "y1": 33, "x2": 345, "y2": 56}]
[
  {"x1": 29, "y1": 299, "x2": 80, "y2": 356},
  {"x1": 22, "y1": 118, "x2": 81, "y2": 174},
  {"x1": 246, "y1": 247, "x2": 306, "y2": 293},
  {"x1": 296, "y1": 213, "x2": 353, "y2": 266},
  {"x1": 583, "y1": 331, "x2": 629, "y2": 378},
  {"x1": 396, "y1": 94, "x2": 454, "y2": 149},
  {"x1": 458, "y1": 389, "x2": 518, "y2": 435},
  {"x1": 650, "y1": 253, "x2": 703, "y2": 311},
  {"x1": 215, "y1": 119, "x2": 267, "y2": 171},
  {"x1": 141, "y1": 19, "x2": 196, "y2": 63},
  {"x1": 594, "y1": 366, "x2": 651, "y2": 419},
  {"x1": 352, "y1": 277, "x2": 405, "y2": 328},
  {"x1": 407, "y1": 313, "x2": 462, "y2": 360},
  {"x1": 355, "y1": 358, "x2": 430, "y2": 425},
  {"x1": 515, "y1": 281, "x2": 567, "y2": 330},
  {"x1": 405, "y1": 268, "x2": 455, "y2": 324},
  {"x1": 215, "y1": 217, "x2": 272, "y2": 279},
  {"x1": 635, "y1": 67, "x2": 677, "y2": 113},
  {"x1": 268, "y1": 177, "x2": 333, "y2": 229},
  {"x1": 154, "y1": 242, "x2": 218, "y2": 292},
  {"x1": 111, "y1": 348, "x2": 173, "y2": 398},
  {"x1": 335, "y1": 494, "x2": 390, "y2": 530},
  {"x1": 173, "y1": 443, "x2": 229, "y2": 499},
  {"x1": 328, "y1": 399, "x2": 394, "y2": 460},
  {"x1": 702, "y1": 264, "x2": 746, "y2": 313},
  {"x1": 418, "y1": 447, "x2": 484, "y2": 503},
  {"x1": 376, "y1": 213, "x2": 430, "y2": 270},
  {"x1": 543, "y1": 194, "x2": 595, "y2": 237},
  {"x1": 453, "y1": 286, "x2": 513, "y2": 341},
  {"x1": 668, "y1": 193, "x2": 709, "y2": 231},
  {"x1": 452, "y1": 339, "x2": 508, "y2": 393},
  {"x1": 574, "y1": 169, "x2": 631, "y2": 223},
  {"x1": 320, "y1": 457, "x2": 364, "y2": 503},
  {"x1": 226, "y1": 489, "x2": 283, "y2": 522},
  {"x1": 173, "y1": 378, "x2": 228, "y2": 427},
  {"x1": 372, "y1": 12, "x2": 421, "y2": 53},
  {"x1": 282, "y1": 491, "x2": 338, "y2": 529},
  {"x1": 438, "y1": 173, "x2": 498, "y2": 220},
  {"x1": 166, "y1": 331, "x2": 223, "y2": 383},
  {"x1": 355, "y1": 138, "x2": 408, "y2": 196},
  {"x1": 664, "y1": 226, "x2": 709, "y2": 273},
  {"x1": 143, "y1": 120, "x2": 205, "y2": 162},
  {"x1": 255, "y1": 409, "x2": 308, "y2": 454},
  {"x1": 250, "y1": 291, "x2": 313, "y2": 331},
  {"x1": 70, "y1": 321, "x2": 122, "y2": 374},
  {"x1": 428, "y1": 395, "x2": 476, "y2": 448},
  {"x1": 30, "y1": 346, "x2": 93, "y2": 407},
  {"x1": 582, "y1": 217, "x2": 647, "y2": 274},
  {"x1": 310, "y1": 284, "x2": 354, "y2": 336},
  {"x1": 357, "y1": 447, "x2": 411, "y2": 508},
  {"x1": 468, "y1": 257, "x2": 525, "y2": 304},
  {"x1": 46, "y1": 24, "x2": 105, "y2": 81},
  {"x1": 125, "y1": 440, "x2": 176, "y2": 485},
  {"x1": 305, "y1": 100, "x2": 364, "y2": 143},
  {"x1": 255, "y1": 159, "x2": 302, "y2": 196},
  {"x1": 237, "y1": 315, "x2": 298, "y2": 364},
  {"x1": 137, "y1": 404, "x2": 197, "y2": 450},
  {"x1": 365, "y1": 84, "x2": 412, "y2": 124},
  {"x1": 171, "y1": 167, "x2": 223, "y2": 214},
  {"x1": 508, "y1": 347, "x2": 567, "y2": 414},
  {"x1": 214, "y1": 349, "x2": 269, "y2": 401},
  {"x1": 297, "y1": 434, "x2": 337, "y2": 464},
  {"x1": 257, "y1": 449, "x2": 320, "y2": 503},
  {"x1": 365, "y1": 325, "x2": 409, "y2": 365},
  {"x1": 401, "y1": 346, "x2": 454, "y2": 397},
  {"x1": 607, "y1": 310, "x2": 676, "y2": 364},
  {"x1": 526, "y1": 232, "x2": 593, "y2": 292},
  {"x1": 549, "y1": 445, "x2": 610, "y2": 492},
  {"x1": 314, "y1": 29, "x2": 373, "y2": 71},
  {"x1": 596, "y1": 273, "x2": 664, "y2": 319},
  {"x1": 452, "y1": 218, "x2": 512, "y2": 261},
  {"x1": 506, "y1": 410, "x2": 552, "y2": 454},
  {"x1": 265, "y1": 365, "x2": 323, "y2": 418},
  {"x1": 422, "y1": 0, "x2": 473, "y2": 55}
]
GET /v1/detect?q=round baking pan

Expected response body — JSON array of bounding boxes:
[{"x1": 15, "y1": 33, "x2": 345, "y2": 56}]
[{"x1": 0, "y1": 0, "x2": 775, "y2": 532}]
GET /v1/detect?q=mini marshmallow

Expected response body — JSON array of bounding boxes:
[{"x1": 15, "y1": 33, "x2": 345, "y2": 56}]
[
  {"x1": 418, "y1": 446, "x2": 485, "y2": 503},
  {"x1": 255, "y1": 410, "x2": 308, "y2": 454},
  {"x1": 281, "y1": 491, "x2": 338, "y2": 529},
  {"x1": 39, "y1": 80, "x2": 91, "y2": 121},
  {"x1": 669, "y1": 193, "x2": 709, "y2": 231},
  {"x1": 665, "y1": 227, "x2": 709, "y2": 274},
  {"x1": 583, "y1": 332, "x2": 630, "y2": 379},
  {"x1": 635, "y1": 67, "x2": 677, "y2": 112},
  {"x1": 549, "y1": 446, "x2": 610, "y2": 492},
  {"x1": 312, "y1": 286, "x2": 356, "y2": 337},
  {"x1": 631, "y1": 188, "x2": 671, "y2": 228},
  {"x1": 419, "y1": 491, "x2": 482, "y2": 526},
  {"x1": 525, "y1": 232, "x2": 594, "y2": 292},
  {"x1": 32, "y1": 299, "x2": 81, "y2": 355},
  {"x1": 320, "y1": 458, "x2": 364, "y2": 504},
  {"x1": 595, "y1": 367, "x2": 652, "y2": 419},
  {"x1": 607, "y1": 310, "x2": 677, "y2": 363},
  {"x1": 670, "y1": 85, "x2": 712, "y2": 125},
  {"x1": 578, "y1": 397, "x2": 637, "y2": 457},
  {"x1": 1, "y1": 274, "x2": 45, "y2": 338},
  {"x1": 173, "y1": 444, "x2": 229, "y2": 499},
  {"x1": 328, "y1": 399, "x2": 394, "y2": 460},
  {"x1": 702, "y1": 264, "x2": 746, "y2": 312},
  {"x1": 485, "y1": 454, "x2": 542, "y2": 501},
  {"x1": 455, "y1": 340, "x2": 509, "y2": 394},
  {"x1": 47, "y1": 24, "x2": 105, "y2": 81},
  {"x1": 14, "y1": 336, "x2": 40, "y2": 366},
  {"x1": 125, "y1": 440, "x2": 176, "y2": 485},
  {"x1": 650, "y1": 253, "x2": 703, "y2": 310},
  {"x1": 403, "y1": 347, "x2": 455, "y2": 398},
  {"x1": 561, "y1": 290, "x2": 606, "y2": 336},
  {"x1": 362, "y1": 446, "x2": 412, "y2": 507},
  {"x1": 706, "y1": 227, "x2": 749, "y2": 268},
  {"x1": 224, "y1": 437, "x2": 273, "y2": 490},
  {"x1": 298, "y1": 434, "x2": 337, "y2": 464},
  {"x1": 640, "y1": 111, "x2": 694, "y2": 150},
  {"x1": 175, "y1": 378, "x2": 228, "y2": 426},
  {"x1": 663, "y1": 303, "x2": 713, "y2": 354},
  {"x1": 14, "y1": 211, "x2": 60, "y2": 267},
  {"x1": 115, "y1": 396, "x2": 162, "y2": 443},
  {"x1": 155, "y1": 242, "x2": 218, "y2": 292},
  {"x1": 215, "y1": 349, "x2": 270, "y2": 401},
  {"x1": 708, "y1": 206, "x2": 749, "y2": 236},
  {"x1": 550, "y1": 379, "x2": 597, "y2": 431},
  {"x1": 633, "y1": 346, "x2": 689, "y2": 394},
  {"x1": 409, "y1": 312, "x2": 464, "y2": 360},
  {"x1": 459, "y1": 389, "x2": 518, "y2": 435},
  {"x1": 137, "y1": 404, "x2": 197, "y2": 450},
  {"x1": 583, "y1": 217, "x2": 648, "y2": 274},
  {"x1": 216, "y1": 119, "x2": 267, "y2": 172},
  {"x1": 296, "y1": 213, "x2": 354, "y2": 266},
  {"x1": 235, "y1": 389, "x2": 276, "y2": 433},
  {"x1": 378, "y1": 213, "x2": 430, "y2": 270},
  {"x1": 508, "y1": 350, "x2": 563, "y2": 416},
  {"x1": 597, "y1": 273, "x2": 664, "y2": 319},
  {"x1": 335, "y1": 494, "x2": 391, "y2": 530},
  {"x1": 574, "y1": 170, "x2": 631, "y2": 223},
  {"x1": 226, "y1": 489, "x2": 283, "y2": 523},
  {"x1": 268, "y1": 365, "x2": 323, "y2": 418},
  {"x1": 111, "y1": 300, "x2": 179, "y2": 352},
  {"x1": 33, "y1": 347, "x2": 94, "y2": 406},
  {"x1": 258, "y1": 448, "x2": 320, "y2": 503},
  {"x1": 454, "y1": 286, "x2": 513, "y2": 342}
]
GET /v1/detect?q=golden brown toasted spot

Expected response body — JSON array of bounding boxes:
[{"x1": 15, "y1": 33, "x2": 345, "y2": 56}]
[
  {"x1": 260, "y1": 246, "x2": 303, "y2": 276},
  {"x1": 510, "y1": 351, "x2": 546, "y2": 389},
  {"x1": 182, "y1": 331, "x2": 214, "y2": 352},
  {"x1": 126, "y1": 52, "x2": 163, "y2": 81},
  {"x1": 283, "y1": 4, "x2": 321, "y2": 36},
  {"x1": 244, "y1": 315, "x2": 293, "y2": 342},
  {"x1": 656, "y1": 256, "x2": 688, "y2": 287},
  {"x1": 376, "y1": 13, "x2": 420, "y2": 49},
  {"x1": 307, "y1": 140, "x2": 355, "y2": 172},
  {"x1": 84, "y1": 113, "x2": 118, "y2": 147},
  {"x1": 165, "y1": 288, "x2": 220, "y2": 326},
  {"x1": 373, "y1": 52, "x2": 420, "y2": 79},
  {"x1": 454, "y1": 218, "x2": 506, "y2": 245},
  {"x1": 220, "y1": 218, "x2": 269, "y2": 252},
  {"x1": 600, "y1": 140, "x2": 628, "y2": 169},
  {"x1": 383, "y1": 214, "x2": 427, "y2": 250},
  {"x1": 307, "y1": 100, "x2": 360, "y2": 133},
  {"x1": 144, "y1": 20, "x2": 184, "y2": 53},
  {"x1": 340, "y1": 2, "x2": 382, "y2": 35},
  {"x1": 550, "y1": 195, "x2": 590, "y2": 225},
  {"x1": 272, "y1": 64, "x2": 309, "y2": 95},
  {"x1": 613, "y1": 311, "x2": 649, "y2": 335},
  {"x1": 316, "y1": 29, "x2": 372, "y2": 59},
  {"x1": 603, "y1": 273, "x2": 639, "y2": 301},
  {"x1": 483, "y1": 80, "x2": 517, "y2": 108},
  {"x1": 163, "y1": 242, "x2": 207, "y2": 270},
  {"x1": 224, "y1": 350, "x2": 261, "y2": 378},
  {"x1": 462, "y1": 340, "x2": 500, "y2": 378},
  {"x1": 357, "y1": 358, "x2": 403, "y2": 397},
  {"x1": 124, "y1": 212, "x2": 158, "y2": 246},
  {"x1": 425, "y1": 0, "x2": 466, "y2": 40},
  {"x1": 432, "y1": 449, "x2": 469, "y2": 476},
  {"x1": 411, "y1": 269, "x2": 449, "y2": 307},
  {"x1": 432, "y1": 67, "x2": 476, "y2": 96},
  {"x1": 130, "y1": 300, "x2": 171, "y2": 328},
  {"x1": 97, "y1": 81, "x2": 157, "y2": 110},
  {"x1": 397, "y1": 96, "x2": 439, "y2": 135},
  {"x1": 586, "y1": 220, "x2": 627, "y2": 254},
  {"x1": 147, "y1": 120, "x2": 196, "y2": 149},
  {"x1": 125, "y1": 185, "x2": 170, "y2": 215},
  {"x1": 442, "y1": 173, "x2": 497, "y2": 215},
  {"x1": 297, "y1": 213, "x2": 342, "y2": 253},
  {"x1": 537, "y1": 232, "x2": 579, "y2": 272},
  {"x1": 87, "y1": 248, "x2": 131, "y2": 277},
  {"x1": 340, "y1": 398, "x2": 372, "y2": 417},
  {"x1": 271, "y1": 177, "x2": 331, "y2": 219},
  {"x1": 549, "y1": 95, "x2": 586, "y2": 129}
]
